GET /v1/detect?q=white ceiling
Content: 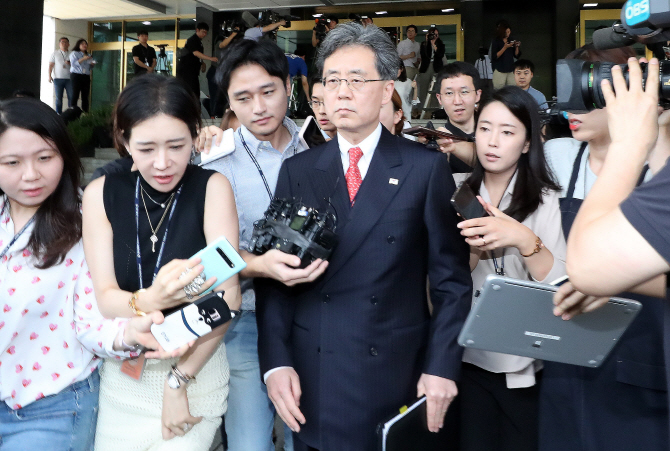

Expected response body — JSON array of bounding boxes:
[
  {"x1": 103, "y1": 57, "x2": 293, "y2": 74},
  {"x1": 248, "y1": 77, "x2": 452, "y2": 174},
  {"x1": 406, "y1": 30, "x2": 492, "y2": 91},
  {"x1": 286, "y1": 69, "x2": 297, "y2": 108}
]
[{"x1": 44, "y1": 0, "x2": 446, "y2": 20}]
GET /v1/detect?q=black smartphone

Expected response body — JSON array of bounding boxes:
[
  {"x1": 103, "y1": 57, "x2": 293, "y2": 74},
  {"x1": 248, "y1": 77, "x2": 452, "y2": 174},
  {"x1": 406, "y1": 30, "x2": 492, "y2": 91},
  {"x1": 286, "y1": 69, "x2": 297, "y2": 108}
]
[
  {"x1": 450, "y1": 182, "x2": 489, "y2": 220},
  {"x1": 404, "y1": 126, "x2": 474, "y2": 143},
  {"x1": 299, "y1": 115, "x2": 327, "y2": 149}
]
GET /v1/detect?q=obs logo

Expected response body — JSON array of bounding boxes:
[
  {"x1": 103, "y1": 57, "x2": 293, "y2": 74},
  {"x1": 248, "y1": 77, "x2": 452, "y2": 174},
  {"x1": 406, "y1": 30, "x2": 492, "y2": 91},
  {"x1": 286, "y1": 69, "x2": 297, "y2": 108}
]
[{"x1": 625, "y1": 0, "x2": 650, "y2": 25}]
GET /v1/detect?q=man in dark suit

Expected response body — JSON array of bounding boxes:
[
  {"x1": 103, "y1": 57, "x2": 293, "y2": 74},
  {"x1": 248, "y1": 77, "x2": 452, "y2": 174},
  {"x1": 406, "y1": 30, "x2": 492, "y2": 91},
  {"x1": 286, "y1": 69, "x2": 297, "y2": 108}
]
[{"x1": 256, "y1": 22, "x2": 472, "y2": 451}]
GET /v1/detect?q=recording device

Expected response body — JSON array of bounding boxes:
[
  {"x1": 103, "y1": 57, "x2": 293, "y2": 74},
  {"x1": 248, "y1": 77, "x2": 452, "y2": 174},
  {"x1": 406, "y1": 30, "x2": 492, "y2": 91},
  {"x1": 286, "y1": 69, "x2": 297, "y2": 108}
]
[
  {"x1": 248, "y1": 198, "x2": 338, "y2": 268},
  {"x1": 299, "y1": 115, "x2": 327, "y2": 149},
  {"x1": 313, "y1": 17, "x2": 330, "y2": 42},
  {"x1": 427, "y1": 30, "x2": 437, "y2": 40},
  {"x1": 348, "y1": 13, "x2": 362, "y2": 25},
  {"x1": 404, "y1": 121, "x2": 474, "y2": 151},
  {"x1": 555, "y1": 58, "x2": 670, "y2": 112},
  {"x1": 591, "y1": 0, "x2": 670, "y2": 50},
  {"x1": 258, "y1": 10, "x2": 295, "y2": 28},
  {"x1": 451, "y1": 182, "x2": 489, "y2": 221},
  {"x1": 220, "y1": 19, "x2": 245, "y2": 39},
  {"x1": 151, "y1": 291, "x2": 234, "y2": 352},
  {"x1": 190, "y1": 236, "x2": 246, "y2": 296}
]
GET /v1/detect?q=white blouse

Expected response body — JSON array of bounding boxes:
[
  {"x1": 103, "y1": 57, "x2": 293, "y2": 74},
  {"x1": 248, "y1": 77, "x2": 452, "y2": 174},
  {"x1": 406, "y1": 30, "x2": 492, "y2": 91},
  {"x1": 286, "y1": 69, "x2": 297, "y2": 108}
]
[
  {"x1": 454, "y1": 173, "x2": 567, "y2": 389},
  {"x1": 0, "y1": 197, "x2": 131, "y2": 409}
]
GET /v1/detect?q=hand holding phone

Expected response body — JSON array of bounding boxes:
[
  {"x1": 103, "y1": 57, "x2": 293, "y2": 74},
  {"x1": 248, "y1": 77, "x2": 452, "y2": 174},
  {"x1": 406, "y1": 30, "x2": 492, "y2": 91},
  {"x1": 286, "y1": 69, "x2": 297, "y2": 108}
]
[
  {"x1": 190, "y1": 236, "x2": 246, "y2": 296},
  {"x1": 451, "y1": 182, "x2": 489, "y2": 220}
]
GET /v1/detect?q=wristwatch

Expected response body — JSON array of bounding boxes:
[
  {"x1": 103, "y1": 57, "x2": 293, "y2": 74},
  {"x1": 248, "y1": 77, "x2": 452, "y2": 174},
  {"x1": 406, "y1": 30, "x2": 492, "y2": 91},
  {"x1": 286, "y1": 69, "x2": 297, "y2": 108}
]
[
  {"x1": 167, "y1": 371, "x2": 183, "y2": 389},
  {"x1": 166, "y1": 365, "x2": 195, "y2": 390}
]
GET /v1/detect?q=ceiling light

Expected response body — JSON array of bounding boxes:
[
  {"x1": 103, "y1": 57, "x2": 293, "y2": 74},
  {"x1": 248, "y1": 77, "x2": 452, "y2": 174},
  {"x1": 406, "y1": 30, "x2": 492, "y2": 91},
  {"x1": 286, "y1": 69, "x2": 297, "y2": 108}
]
[
  {"x1": 313, "y1": 13, "x2": 322, "y2": 17},
  {"x1": 192, "y1": 18, "x2": 197, "y2": 21},
  {"x1": 375, "y1": 11, "x2": 387, "y2": 14},
  {"x1": 142, "y1": 21, "x2": 151, "y2": 25},
  {"x1": 442, "y1": 8, "x2": 454, "y2": 12},
  {"x1": 583, "y1": 3, "x2": 598, "y2": 6},
  {"x1": 422, "y1": 29, "x2": 428, "y2": 32}
]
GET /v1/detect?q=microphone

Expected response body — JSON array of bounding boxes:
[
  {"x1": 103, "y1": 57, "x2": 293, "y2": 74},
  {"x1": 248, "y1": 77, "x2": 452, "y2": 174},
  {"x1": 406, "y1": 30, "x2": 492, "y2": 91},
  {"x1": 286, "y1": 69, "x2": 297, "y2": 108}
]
[{"x1": 591, "y1": 27, "x2": 636, "y2": 50}]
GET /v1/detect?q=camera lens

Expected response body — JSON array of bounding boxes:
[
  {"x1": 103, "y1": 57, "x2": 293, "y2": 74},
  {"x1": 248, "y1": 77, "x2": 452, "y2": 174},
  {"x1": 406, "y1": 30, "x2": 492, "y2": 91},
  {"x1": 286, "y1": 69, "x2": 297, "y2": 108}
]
[{"x1": 556, "y1": 59, "x2": 670, "y2": 112}]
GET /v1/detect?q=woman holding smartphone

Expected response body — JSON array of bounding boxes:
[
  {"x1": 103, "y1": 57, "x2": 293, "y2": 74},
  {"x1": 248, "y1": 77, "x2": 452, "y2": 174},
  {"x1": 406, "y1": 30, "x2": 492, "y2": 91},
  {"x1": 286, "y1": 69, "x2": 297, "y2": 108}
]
[
  {"x1": 0, "y1": 97, "x2": 182, "y2": 450},
  {"x1": 456, "y1": 86, "x2": 565, "y2": 451},
  {"x1": 83, "y1": 74, "x2": 241, "y2": 450},
  {"x1": 69, "y1": 39, "x2": 95, "y2": 113}
]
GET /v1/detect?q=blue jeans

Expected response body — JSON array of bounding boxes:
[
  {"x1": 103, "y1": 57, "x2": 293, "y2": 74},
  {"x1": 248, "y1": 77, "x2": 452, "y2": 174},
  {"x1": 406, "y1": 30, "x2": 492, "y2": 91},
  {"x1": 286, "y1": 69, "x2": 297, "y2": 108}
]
[
  {"x1": 224, "y1": 310, "x2": 293, "y2": 451},
  {"x1": 53, "y1": 78, "x2": 73, "y2": 115},
  {"x1": 0, "y1": 369, "x2": 99, "y2": 451}
]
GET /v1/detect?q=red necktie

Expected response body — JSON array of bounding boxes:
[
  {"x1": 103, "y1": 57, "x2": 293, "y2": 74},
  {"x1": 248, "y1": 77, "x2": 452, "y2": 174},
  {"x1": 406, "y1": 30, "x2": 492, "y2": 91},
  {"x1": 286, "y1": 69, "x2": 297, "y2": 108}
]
[{"x1": 345, "y1": 147, "x2": 363, "y2": 205}]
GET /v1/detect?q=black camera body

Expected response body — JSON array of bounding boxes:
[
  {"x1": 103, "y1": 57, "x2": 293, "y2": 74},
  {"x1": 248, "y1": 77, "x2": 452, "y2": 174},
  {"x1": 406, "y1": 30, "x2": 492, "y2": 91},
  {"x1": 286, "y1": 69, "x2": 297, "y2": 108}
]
[
  {"x1": 249, "y1": 198, "x2": 338, "y2": 268},
  {"x1": 427, "y1": 31, "x2": 437, "y2": 40},
  {"x1": 221, "y1": 19, "x2": 245, "y2": 39},
  {"x1": 258, "y1": 10, "x2": 292, "y2": 28},
  {"x1": 314, "y1": 18, "x2": 329, "y2": 42}
]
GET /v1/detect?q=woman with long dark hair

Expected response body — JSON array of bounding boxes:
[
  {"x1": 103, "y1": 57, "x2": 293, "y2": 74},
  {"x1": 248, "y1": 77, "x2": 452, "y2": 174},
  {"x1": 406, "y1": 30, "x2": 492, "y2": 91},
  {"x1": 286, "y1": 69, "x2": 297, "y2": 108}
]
[
  {"x1": 0, "y1": 98, "x2": 181, "y2": 450},
  {"x1": 83, "y1": 74, "x2": 241, "y2": 450},
  {"x1": 456, "y1": 86, "x2": 565, "y2": 451},
  {"x1": 70, "y1": 38, "x2": 95, "y2": 113}
]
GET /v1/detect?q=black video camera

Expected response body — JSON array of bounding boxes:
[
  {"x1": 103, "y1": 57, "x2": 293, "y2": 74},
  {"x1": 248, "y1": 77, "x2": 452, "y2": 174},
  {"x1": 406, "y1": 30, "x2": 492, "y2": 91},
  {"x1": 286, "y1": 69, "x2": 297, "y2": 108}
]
[
  {"x1": 556, "y1": 58, "x2": 670, "y2": 112},
  {"x1": 221, "y1": 19, "x2": 245, "y2": 39},
  {"x1": 248, "y1": 198, "x2": 338, "y2": 268},
  {"x1": 348, "y1": 13, "x2": 362, "y2": 25},
  {"x1": 155, "y1": 44, "x2": 169, "y2": 58},
  {"x1": 258, "y1": 10, "x2": 293, "y2": 28},
  {"x1": 314, "y1": 17, "x2": 329, "y2": 42}
]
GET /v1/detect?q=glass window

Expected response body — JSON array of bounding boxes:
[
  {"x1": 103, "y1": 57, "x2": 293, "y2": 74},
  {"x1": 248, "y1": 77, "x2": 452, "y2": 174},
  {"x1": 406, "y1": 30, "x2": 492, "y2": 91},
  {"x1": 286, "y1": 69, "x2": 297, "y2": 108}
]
[
  {"x1": 179, "y1": 18, "x2": 196, "y2": 38},
  {"x1": 92, "y1": 22, "x2": 123, "y2": 43},
  {"x1": 276, "y1": 30, "x2": 319, "y2": 72},
  {"x1": 91, "y1": 50, "x2": 121, "y2": 110},
  {"x1": 125, "y1": 20, "x2": 176, "y2": 42}
]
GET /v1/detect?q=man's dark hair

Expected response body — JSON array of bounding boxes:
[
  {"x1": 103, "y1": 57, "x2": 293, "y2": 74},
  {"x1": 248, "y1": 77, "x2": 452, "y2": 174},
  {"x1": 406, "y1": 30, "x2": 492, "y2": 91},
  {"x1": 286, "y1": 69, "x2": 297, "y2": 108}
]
[
  {"x1": 514, "y1": 59, "x2": 534, "y2": 73},
  {"x1": 59, "y1": 36, "x2": 69, "y2": 42},
  {"x1": 137, "y1": 30, "x2": 149, "y2": 37},
  {"x1": 113, "y1": 74, "x2": 201, "y2": 157},
  {"x1": 216, "y1": 39, "x2": 289, "y2": 102},
  {"x1": 406, "y1": 25, "x2": 417, "y2": 34},
  {"x1": 0, "y1": 98, "x2": 82, "y2": 269},
  {"x1": 294, "y1": 45, "x2": 308, "y2": 58},
  {"x1": 196, "y1": 22, "x2": 209, "y2": 32},
  {"x1": 310, "y1": 75, "x2": 322, "y2": 94},
  {"x1": 435, "y1": 61, "x2": 481, "y2": 93},
  {"x1": 328, "y1": 16, "x2": 338, "y2": 24}
]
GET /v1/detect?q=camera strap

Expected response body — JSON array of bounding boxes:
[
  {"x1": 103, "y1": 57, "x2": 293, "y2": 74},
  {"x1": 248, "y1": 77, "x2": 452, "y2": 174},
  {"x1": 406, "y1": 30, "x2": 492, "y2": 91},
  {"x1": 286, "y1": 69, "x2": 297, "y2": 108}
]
[
  {"x1": 239, "y1": 128, "x2": 273, "y2": 200},
  {"x1": 134, "y1": 177, "x2": 183, "y2": 288}
]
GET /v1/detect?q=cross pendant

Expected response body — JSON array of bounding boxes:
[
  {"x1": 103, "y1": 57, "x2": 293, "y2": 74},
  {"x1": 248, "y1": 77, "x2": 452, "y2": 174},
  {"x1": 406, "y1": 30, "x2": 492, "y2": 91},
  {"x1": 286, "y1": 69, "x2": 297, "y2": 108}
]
[{"x1": 150, "y1": 234, "x2": 158, "y2": 252}]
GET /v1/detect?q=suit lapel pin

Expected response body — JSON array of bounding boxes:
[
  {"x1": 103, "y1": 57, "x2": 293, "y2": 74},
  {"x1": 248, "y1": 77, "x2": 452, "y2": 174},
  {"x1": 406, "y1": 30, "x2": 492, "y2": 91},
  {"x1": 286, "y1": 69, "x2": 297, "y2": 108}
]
[{"x1": 389, "y1": 178, "x2": 399, "y2": 185}]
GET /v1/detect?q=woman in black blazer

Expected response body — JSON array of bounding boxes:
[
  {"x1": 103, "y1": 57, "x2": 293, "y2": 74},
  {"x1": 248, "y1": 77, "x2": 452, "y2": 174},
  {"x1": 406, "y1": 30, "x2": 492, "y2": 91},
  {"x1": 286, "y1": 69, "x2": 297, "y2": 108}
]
[{"x1": 417, "y1": 27, "x2": 445, "y2": 112}]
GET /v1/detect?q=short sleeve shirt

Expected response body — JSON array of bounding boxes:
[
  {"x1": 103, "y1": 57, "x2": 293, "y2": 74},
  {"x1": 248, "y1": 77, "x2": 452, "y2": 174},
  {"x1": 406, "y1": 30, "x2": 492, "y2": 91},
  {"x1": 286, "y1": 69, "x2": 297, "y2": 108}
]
[
  {"x1": 620, "y1": 160, "x2": 670, "y2": 264},
  {"x1": 49, "y1": 50, "x2": 71, "y2": 79},
  {"x1": 286, "y1": 54, "x2": 308, "y2": 78},
  {"x1": 397, "y1": 38, "x2": 421, "y2": 67},
  {"x1": 131, "y1": 44, "x2": 157, "y2": 75},
  {"x1": 244, "y1": 27, "x2": 263, "y2": 42},
  {"x1": 179, "y1": 34, "x2": 203, "y2": 75}
]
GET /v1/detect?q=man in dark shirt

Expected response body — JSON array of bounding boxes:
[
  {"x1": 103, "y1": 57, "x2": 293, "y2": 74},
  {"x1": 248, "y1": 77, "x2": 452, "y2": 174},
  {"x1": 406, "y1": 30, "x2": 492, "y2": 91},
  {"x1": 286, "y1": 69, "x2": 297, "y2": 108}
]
[
  {"x1": 131, "y1": 30, "x2": 157, "y2": 76},
  {"x1": 177, "y1": 22, "x2": 218, "y2": 97}
]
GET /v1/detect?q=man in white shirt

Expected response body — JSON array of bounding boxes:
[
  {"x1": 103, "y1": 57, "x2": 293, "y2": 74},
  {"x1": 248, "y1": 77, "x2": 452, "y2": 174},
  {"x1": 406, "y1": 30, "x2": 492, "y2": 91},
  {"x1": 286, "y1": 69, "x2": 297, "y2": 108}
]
[
  {"x1": 244, "y1": 19, "x2": 286, "y2": 42},
  {"x1": 397, "y1": 24, "x2": 421, "y2": 81},
  {"x1": 257, "y1": 22, "x2": 471, "y2": 451},
  {"x1": 47, "y1": 37, "x2": 72, "y2": 114}
]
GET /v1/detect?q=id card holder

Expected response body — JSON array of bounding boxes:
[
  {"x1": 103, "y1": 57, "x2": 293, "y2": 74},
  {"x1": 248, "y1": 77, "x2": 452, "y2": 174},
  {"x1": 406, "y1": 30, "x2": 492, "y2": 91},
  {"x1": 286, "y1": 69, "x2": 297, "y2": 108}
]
[{"x1": 120, "y1": 354, "x2": 147, "y2": 381}]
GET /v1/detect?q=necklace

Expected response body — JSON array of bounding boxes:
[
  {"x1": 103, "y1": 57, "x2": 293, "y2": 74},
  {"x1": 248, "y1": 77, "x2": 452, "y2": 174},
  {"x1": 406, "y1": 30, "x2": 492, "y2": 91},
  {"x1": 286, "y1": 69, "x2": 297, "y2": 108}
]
[
  {"x1": 141, "y1": 186, "x2": 171, "y2": 208},
  {"x1": 140, "y1": 190, "x2": 175, "y2": 252}
]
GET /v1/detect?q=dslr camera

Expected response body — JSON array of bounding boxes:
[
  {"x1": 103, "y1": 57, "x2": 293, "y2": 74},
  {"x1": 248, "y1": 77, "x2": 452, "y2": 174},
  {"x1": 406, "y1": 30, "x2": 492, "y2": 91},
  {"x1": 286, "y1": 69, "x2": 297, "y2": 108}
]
[
  {"x1": 248, "y1": 198, "x2": 338, "y2": 268},
  {"x1": 220, "y1": 19, "x2": 245, "y2": 39}
]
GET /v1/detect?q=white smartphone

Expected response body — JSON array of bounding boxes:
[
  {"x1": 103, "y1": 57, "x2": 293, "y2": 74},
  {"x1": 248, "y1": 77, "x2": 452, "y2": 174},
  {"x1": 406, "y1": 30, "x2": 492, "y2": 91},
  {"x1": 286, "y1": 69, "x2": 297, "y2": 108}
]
[
  {"x1": 195, "y1": 128, "x2": 236, "y2": 166},
  {"x1": 151, "y1": 292, "x2": 233, "y2": 352}
]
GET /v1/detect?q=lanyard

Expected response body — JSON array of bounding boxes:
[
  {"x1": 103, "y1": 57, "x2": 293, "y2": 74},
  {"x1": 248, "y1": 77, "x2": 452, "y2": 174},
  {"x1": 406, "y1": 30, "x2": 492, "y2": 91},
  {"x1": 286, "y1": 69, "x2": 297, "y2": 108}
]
[
  {"x1": 134, "y1": 177, "x2": 182, "y2": 288},
  {"x1": 239, "y1": 129, "x2": 273, "y2": 200},
  {"x1": 0, "y1": 204, "x2": 35, "y2": 260},
  {"x1": 491, "y1": 249, "x2": 505, "y2": 276}
]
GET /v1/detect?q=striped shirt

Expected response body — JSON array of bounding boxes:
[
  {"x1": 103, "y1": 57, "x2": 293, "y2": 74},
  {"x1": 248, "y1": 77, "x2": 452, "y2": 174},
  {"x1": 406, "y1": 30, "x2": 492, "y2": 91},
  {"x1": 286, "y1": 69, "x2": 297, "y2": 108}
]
[{"x1": 204, "y1": 117, "x2": 305, "y2": 310}]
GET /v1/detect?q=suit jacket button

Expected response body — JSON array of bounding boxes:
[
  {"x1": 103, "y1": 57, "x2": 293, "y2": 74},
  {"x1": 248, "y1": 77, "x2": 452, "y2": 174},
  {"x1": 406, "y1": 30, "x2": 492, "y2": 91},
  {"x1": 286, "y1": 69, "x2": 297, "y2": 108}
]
[
  {"x1": 317, "y1": 347, "x2": 321, "y2": 354},
  {"x1": 370, "y1": 347, "x2": 378, "y2": 356},
  {"x1": 324, "y1": 294, "x2": 330, "y2": 304},
  {"x1": 387, "y1": 235, "x2": 395, "y2": 244},
  {"x1": 370, "y1": 296, "x2": 377, "y2": 305}
]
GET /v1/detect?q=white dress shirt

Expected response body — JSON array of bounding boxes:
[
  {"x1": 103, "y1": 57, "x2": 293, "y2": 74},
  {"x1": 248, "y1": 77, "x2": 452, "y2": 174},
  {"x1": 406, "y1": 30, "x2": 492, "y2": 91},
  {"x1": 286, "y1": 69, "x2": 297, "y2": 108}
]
[{"x1": 337, "y1": 122, "x2": 382, "y2": 180}]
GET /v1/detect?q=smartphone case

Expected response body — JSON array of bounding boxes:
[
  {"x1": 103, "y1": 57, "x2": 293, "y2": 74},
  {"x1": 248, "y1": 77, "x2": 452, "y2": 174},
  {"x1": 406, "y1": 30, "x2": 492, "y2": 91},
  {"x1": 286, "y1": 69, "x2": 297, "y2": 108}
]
[
  {"x1": 192, "y1": 236, "x2": 246, "y2": 295},
  {"x1": 151, "y1": 292, "x2": 232, "y2": 352},
  {"x1": 450, "y1": 182, "x2": 489, "y2": 221}
]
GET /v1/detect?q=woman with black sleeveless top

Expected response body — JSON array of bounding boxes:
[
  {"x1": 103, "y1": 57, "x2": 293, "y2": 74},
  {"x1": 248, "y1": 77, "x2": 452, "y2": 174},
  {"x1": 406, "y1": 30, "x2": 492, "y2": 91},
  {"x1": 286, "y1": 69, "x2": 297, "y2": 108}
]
[{"x1": 82, "y1": 75, "x2": 241, "y2": 450}]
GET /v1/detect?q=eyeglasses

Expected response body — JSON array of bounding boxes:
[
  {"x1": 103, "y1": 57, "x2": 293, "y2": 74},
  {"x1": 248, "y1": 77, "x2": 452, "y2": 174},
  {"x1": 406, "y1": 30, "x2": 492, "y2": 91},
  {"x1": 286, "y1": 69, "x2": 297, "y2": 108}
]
[
  {"x1": 440, "y1": 89, "x2": 473, "y2": 99},
  {"x1": 308, "y1": 100, "x2": 325, "y2": 108},
  {"x1": 323, "y1": 76, "x2": 386, "y2": 91}
]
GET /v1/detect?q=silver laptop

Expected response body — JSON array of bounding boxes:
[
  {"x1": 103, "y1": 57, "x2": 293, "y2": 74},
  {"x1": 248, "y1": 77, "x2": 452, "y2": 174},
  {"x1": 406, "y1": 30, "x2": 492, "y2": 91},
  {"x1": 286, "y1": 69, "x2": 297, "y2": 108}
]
[{"x1": 457, "y1": 275, "x2": 642, "y2": 368}]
